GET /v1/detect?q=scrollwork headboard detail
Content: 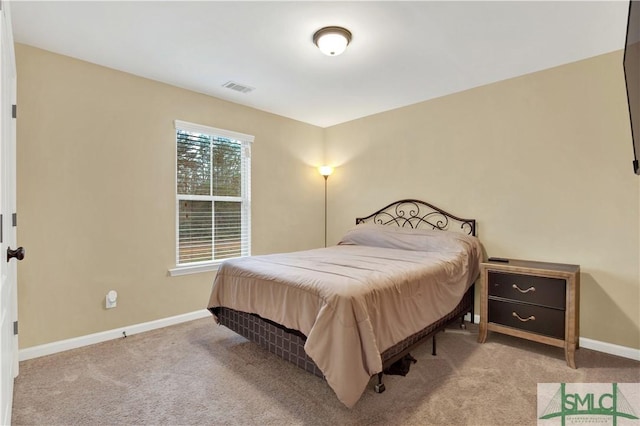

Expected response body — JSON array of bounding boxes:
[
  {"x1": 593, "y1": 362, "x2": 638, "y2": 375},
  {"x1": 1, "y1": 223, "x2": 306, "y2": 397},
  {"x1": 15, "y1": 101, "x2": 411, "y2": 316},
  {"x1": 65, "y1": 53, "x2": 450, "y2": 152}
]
[{"x1": 355, "y1": 199, "x2": 476, "y2": 236}]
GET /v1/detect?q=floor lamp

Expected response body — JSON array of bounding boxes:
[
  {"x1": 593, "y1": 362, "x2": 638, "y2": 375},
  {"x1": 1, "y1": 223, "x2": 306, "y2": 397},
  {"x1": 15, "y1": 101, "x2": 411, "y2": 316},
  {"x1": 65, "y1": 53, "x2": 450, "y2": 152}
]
[{"x1": 319, "y1": 166, "x2": 333, "y2": 247}]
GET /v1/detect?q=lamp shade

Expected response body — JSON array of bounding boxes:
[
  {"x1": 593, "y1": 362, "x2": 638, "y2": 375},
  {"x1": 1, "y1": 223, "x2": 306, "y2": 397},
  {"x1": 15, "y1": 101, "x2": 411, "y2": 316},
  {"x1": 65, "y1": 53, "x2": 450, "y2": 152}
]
[
  {"x1": 313, "y1": 27, "x2": 352, "y2": 56},
  {"x1": 319, "y1": 165, "x2": 334, "y2": 177}
]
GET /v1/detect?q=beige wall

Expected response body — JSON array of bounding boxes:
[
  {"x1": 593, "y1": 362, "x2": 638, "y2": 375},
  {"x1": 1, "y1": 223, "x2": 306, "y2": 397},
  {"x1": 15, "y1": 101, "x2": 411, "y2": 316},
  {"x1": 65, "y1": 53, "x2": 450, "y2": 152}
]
[
  {"x1": 15, "y1": 44, "x2": 325, "y2": 348},
  {"x1": 325, "y1": 51, "x2": 640, "y2": 349},
  {"x1": 16, "y1": 44, "x2": 640, "y2": 351}
]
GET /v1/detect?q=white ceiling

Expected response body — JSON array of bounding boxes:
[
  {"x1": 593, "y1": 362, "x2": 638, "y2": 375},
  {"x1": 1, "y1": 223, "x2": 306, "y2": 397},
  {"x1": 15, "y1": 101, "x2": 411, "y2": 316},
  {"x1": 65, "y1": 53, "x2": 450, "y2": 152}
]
[{"x1": 10, "y1": 1, "x2": 630, "y2": 128}]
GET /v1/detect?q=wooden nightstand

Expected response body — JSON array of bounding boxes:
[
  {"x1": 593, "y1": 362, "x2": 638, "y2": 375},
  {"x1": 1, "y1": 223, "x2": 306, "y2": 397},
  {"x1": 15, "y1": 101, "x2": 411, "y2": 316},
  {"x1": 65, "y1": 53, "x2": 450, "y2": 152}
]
[{"x1": 478, "y1": 259, "x2": 580, "y2": 368}]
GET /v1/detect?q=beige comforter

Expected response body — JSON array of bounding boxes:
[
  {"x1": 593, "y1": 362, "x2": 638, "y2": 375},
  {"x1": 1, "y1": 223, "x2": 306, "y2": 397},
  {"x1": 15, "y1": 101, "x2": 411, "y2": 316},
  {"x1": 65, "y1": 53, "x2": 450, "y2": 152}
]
[{"x1": 208, "y1": 225, "x2": 482, "y2": 407}]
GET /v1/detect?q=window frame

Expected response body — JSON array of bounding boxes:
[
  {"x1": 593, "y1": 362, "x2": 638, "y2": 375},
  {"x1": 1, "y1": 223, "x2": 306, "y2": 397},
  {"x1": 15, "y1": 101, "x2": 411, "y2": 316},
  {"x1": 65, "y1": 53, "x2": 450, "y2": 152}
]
[{"x1": 169, "y1": 120, "x2": 253, "y2": 276}]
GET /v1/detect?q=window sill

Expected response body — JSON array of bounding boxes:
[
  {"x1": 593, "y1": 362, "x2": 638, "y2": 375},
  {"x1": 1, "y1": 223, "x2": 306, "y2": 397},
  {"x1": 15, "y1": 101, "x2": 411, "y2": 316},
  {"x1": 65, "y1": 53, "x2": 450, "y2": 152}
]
[{"x1": 169, "y1": 262, "x2": 221, "y2": 277}]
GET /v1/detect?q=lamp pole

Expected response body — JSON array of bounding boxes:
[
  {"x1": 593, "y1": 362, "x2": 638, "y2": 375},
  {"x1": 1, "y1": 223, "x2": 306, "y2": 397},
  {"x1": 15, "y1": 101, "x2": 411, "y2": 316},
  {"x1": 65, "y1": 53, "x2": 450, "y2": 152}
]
[
  {"x1": 319, "y1": 166, "x2": 333, "y2": 247},
  {"x1": 324, "y1": 174, "x2": 328, "y2": 247}
]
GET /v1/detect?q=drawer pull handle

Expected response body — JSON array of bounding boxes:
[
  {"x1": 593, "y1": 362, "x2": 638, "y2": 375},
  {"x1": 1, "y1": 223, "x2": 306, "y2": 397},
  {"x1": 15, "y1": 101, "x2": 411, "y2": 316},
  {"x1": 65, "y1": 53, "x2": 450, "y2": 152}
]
[
  {"x1": 512, "y1": 284, "x2": 535, "y2": 294},
  {"x1": 512, "y1": 312, "x2": 535, "y2": 322}
]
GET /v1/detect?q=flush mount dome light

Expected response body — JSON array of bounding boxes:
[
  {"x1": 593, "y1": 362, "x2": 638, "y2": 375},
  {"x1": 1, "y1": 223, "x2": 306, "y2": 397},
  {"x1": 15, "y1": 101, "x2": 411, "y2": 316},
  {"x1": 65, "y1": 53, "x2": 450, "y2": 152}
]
[{"x1": 313, "y1": 26, "x2": 352, "y2": 56}]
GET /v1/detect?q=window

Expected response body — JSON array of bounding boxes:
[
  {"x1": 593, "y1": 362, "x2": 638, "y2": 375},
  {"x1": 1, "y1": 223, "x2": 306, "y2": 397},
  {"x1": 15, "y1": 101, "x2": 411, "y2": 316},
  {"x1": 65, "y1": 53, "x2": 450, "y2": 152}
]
[{"x1": 173, "y1": 120, "x2": 252, "y2": 274}]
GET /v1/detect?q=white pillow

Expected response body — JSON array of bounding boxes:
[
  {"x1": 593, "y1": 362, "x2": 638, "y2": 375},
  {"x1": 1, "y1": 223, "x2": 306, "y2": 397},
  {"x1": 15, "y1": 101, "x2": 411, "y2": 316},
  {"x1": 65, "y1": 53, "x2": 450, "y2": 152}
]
[{"x1": 337, "y1": 223, "x2": 478, "y2": 252}]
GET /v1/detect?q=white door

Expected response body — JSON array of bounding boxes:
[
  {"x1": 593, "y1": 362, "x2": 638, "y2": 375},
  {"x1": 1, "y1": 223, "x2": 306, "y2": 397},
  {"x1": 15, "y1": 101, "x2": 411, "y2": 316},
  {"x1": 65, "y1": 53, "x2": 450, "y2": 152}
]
[{"x1": 0, "y1": 2, "x2": 18, "y2": 425}]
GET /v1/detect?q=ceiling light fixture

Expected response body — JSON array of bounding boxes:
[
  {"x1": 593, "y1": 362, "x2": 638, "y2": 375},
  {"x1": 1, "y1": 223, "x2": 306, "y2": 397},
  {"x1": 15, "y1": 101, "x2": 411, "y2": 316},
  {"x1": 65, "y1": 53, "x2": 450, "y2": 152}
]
[{"x1": 313, "y1": 26, "x2": 352, "y2": 56}]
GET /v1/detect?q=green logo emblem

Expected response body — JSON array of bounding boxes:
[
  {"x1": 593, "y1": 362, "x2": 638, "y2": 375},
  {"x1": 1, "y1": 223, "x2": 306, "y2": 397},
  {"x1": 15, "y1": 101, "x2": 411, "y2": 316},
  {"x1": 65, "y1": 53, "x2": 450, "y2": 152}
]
[{"x1": 539, "y1": 383, "x2": 639, "y2": 425}]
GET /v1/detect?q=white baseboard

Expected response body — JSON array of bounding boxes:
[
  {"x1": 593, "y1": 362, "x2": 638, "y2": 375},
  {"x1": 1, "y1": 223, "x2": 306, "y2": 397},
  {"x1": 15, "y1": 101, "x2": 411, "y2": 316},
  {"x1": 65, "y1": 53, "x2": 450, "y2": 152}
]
[
  {"x1": 18, "y1": 309, "x2": 212, "y2": 362},
  {"x1": 578, "y1": 337, "x2": 640, "y2": 362},
  {"x1": 19, "y1": 310, "x2": 640, "y2": 363},
  {"x1": 464, "y1": 313, "x2": 640, "y2": 362}
]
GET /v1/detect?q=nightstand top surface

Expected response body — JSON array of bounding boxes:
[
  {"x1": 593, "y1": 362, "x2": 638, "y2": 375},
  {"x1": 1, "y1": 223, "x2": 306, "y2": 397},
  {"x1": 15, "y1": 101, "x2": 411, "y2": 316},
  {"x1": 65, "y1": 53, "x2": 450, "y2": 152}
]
[{"x1": 482, "y1": 258, "x2": 579, "y2": 274}]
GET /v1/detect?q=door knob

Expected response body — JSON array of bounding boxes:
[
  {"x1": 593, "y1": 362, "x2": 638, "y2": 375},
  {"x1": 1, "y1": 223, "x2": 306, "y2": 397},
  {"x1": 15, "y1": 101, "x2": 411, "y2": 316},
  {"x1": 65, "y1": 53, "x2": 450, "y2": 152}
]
[{"x1": 7, "y1": 246, "x2": 25, "y2": 262}]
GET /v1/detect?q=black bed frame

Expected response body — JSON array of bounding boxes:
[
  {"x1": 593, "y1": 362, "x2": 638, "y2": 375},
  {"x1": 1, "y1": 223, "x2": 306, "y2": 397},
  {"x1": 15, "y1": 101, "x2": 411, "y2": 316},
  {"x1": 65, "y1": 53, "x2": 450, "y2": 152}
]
[
  {"x1": 355, "y1": 198, "x2": 476, "y2": 236},
  {"x1": 211, "y1": 199, "x2": 478, "y2": 394}
]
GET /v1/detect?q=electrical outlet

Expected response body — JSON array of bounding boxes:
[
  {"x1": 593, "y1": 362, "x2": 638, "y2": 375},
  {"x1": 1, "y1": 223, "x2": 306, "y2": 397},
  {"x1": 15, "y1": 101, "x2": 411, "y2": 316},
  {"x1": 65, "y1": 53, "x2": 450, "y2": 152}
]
[{"x1": 106, "y1": 290, "x2": 117, "y2": 309}]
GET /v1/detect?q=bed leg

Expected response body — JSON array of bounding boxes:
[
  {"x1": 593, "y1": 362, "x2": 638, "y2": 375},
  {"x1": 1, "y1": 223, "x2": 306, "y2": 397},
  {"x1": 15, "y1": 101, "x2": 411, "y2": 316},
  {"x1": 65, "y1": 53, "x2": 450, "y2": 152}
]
[
  {"x1": 374, "y1": 373, "x2": 386, "y2": 393},
  {"x1": 432, "y1": 333, "x2": 437, "y2": 356},
  {"x1": 460, "y1": 315, "x2": 467, "y2": 330},
  {"x1": 469, "y1": 283, "x2": 475, "y2": 325}
]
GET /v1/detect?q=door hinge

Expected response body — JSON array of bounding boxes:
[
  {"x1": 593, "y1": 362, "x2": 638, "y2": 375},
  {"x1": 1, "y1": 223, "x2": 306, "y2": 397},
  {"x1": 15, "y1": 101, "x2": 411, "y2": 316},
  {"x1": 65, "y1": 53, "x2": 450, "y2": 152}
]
[
  {"x1": 13, "y1": 321, "x2": 18, "y2": 336},
  {"x1": 12, "y1": 213, "x2": 17, "y2": 227},
  {"x1": 12, "y1": 104, "x2": 16, "y2": 119},
  {"x1": 0, "y1": 214, "x2": 3, "y2": 243}
]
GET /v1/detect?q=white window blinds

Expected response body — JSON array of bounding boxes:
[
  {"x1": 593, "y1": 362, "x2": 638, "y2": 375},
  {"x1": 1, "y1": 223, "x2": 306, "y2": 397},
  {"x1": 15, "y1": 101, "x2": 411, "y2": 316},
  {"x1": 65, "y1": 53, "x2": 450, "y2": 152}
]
[{"x1": 175, "y1": 120, "x2": 252, "y2": 266}]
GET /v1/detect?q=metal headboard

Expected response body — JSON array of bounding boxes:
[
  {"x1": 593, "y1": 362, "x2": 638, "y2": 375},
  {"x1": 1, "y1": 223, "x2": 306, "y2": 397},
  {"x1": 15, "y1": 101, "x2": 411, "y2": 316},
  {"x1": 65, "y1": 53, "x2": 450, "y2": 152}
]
[{"x1": 355, "y1": 199, "x2": 476, "y2": 236}]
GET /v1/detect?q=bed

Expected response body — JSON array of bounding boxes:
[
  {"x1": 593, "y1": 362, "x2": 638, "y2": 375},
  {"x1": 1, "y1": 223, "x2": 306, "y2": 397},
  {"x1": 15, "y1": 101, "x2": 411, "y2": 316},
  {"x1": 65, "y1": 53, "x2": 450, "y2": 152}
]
[{"x1": 207, "y1": 199, "x2": 482, "y2": 407}]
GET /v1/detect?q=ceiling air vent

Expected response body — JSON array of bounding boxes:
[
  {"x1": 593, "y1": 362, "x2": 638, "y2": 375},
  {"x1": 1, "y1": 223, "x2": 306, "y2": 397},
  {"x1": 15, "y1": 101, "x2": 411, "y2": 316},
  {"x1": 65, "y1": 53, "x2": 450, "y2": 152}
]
[{"x1": 222, "y1": 81, "x2": 255, "y2": 94}]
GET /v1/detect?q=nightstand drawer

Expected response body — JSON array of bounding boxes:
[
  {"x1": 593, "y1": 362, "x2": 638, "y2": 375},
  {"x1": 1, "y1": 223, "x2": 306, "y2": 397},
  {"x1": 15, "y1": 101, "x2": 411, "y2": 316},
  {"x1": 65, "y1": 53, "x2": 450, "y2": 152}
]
[
  {"x1": 488, "y1": 271, "x2": 566, "y2": 309},
  {"x1": 488, "y1": 299, "x2": 565, "y2": 339}
]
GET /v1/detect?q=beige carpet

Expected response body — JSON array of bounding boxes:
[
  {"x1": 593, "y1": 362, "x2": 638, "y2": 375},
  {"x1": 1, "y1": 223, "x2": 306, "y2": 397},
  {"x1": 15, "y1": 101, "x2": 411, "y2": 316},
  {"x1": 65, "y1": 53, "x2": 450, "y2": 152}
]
[{"x1": 11, "y1": 318, "x2": 640, "y2": 425}]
